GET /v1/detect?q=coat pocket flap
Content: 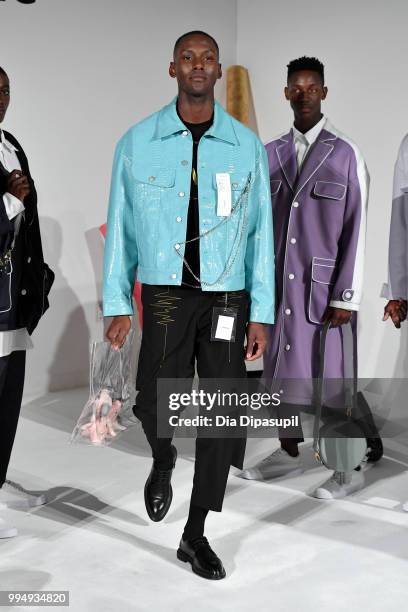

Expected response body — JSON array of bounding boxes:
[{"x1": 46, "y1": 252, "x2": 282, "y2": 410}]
[
  {"x1": 131, "y1": 166, "x2": 176, "y2": 188},
  {"x1": 270, "y1": 179, "x2": 282, "y2": 195},
  {"x1": 312, "y1": 257, "x2": 337, "y2": 284},
  {"x1": 314, "y1": 181, "x2": 347, "y2": 200}
]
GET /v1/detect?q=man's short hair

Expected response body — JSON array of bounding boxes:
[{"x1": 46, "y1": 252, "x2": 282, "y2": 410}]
[
  {"x1": 0, "y1": 66, "x2": 8, "y2": 79},
  {"x1": 173, "y1": 31, "x2": 219, "y2": 58},
  {"x1": 287, "y1": 56, "x2": 324, "y2": 85}
]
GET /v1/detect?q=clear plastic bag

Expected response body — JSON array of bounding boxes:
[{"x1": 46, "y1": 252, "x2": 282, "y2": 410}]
[{"x1": 71, "y1": 331, "x2": 137, "y2": 446}]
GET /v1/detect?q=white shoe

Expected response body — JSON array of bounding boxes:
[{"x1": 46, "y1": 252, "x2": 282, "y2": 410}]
[
  {"x1": 0, "y1": 515, "x2": 18, "y2": 539},
  {"x1": 0, "y1": 480, "x2": 47, "y2": 510},
  {"x1": 312, "y1": 470, "x2": 364, "y2": 500},
  {"x1": 239, "y1": 447, "x2": 303, "y2": 480}
]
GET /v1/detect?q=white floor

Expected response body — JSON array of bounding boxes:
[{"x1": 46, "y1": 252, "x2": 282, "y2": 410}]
[{"x1": 1, "y1": 388, "x2": 408, "y2": 611}]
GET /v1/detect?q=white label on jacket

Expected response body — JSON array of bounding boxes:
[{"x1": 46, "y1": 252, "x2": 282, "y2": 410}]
[
  {"x1": 215, "y1": 314, "x2": 234, "y2": 341},
  {"x1": 216, "y1": 173, "x2": 232, "y2": 216}
]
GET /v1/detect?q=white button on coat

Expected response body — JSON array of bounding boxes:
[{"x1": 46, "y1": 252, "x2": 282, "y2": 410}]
[
  {"x1": 293, "y1": 201, "x2": 299, "y2": 208},
  {"x1": 182, "y1": 131, "x2": 188, "y2": 137},
  {"x1": 288, "y1": 273, "x2": 295, "y2": 280},
  {"x1": 285, "y1": 308, "x2": 291, "y2": 315},
  {"x1": 175, "y1": 243, "x2": 180, "y2": 250},
  {"x1": 285, "y1": 344, "x2": 291, "y2": 351},
  {"x1": 171, "y1": 274, "x2": 177, "y2": 279},
  {"x1": 290, "y1": 238, "x2": 297, "y2": 244},
  {"x1": 21, "y1": 289, "x2": 27, "y2": 296},
  {"x1": 176, "y1": 216, "x2": 182, "y2": 223},
  {"x1": 179, "y1": 192, "x2": 185, "y2": 197}
]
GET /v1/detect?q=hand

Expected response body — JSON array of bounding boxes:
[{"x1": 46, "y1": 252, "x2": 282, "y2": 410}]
[
  {"x1": 245, "y1": 322, "x2": 268, "y2": 361},
  {"x1": 7, "y1": 170, "x2": 31, "y2": 201},
  {"x1": 383, "y1": 299, "x2": 407, "y2": 329},
  {"x1": 324, "y1": 307, "x2": 352, "y2": 328},
  {"x1": 105, "y1": 315, "x2": 131, "y2": 350}
]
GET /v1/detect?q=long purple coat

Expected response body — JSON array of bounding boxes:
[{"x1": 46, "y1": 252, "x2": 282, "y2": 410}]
[{"x1": 263, "y1": 121, "x2": 369, "y2": 405}]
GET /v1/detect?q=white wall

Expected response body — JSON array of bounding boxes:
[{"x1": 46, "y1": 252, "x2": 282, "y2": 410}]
[
  {"x1": 0, "y1": 0, "x2": 237, "y2": 398},
  {"x1": 237, "y1": 0, "x2": 408, "y2": 378}
]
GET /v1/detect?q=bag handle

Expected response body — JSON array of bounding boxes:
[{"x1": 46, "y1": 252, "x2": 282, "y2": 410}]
[{"x1": 313, "y1": 320, "x2": 358, "y2": 461}]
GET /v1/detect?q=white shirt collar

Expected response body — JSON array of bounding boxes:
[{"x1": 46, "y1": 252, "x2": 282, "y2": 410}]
[
  {"x1": 0, "y1": 129, "x2": 18, "y2": 153},
  {"x1": 292, "y1": 115, "x2": 326, "y2": 147}
]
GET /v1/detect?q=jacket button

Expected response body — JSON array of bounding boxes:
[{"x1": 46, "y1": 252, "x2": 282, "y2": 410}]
[
  {"x1": 176, "y1": 216, "x2": 182, "y2": 223},
  {"x1": 148, "y1": 176, "x2": 156, "y2": 182},
  {"x1": 285, "y1": 308, "x2": 291, "y2": 315},
  {"x1": 182, "y1": 131, "x2": 188, "y2": 137},
  {"x1": 171, "y1": 273, "x2": 177, "y2": 279},
  {"x1": 290, "y1": 238, "x2": 297, "y2": 244},
  {"x1": 179, "y1": 191, "x2": 185, "y2": 197},
  {"x1": 285, "y1": 344, "x2": 291, "y2": 351},
  {"x1": 288, "y1": 273, "x2": 295, "y2": 280},
  {"x1": 293, "y1": 201, "x2": 299, "y2": 208},
  {"x1": 21, "y1": 289, "x2": 27, "y2": 296},
  {"x1": 175, "y1": 243, "x2": 181, "y2": 250},
  {"x1": 27, "y1": 257, "x2": 31, "y2": 263},
  {"x1": 181, "y1": 160, "x2": 189, "y2": 166}
]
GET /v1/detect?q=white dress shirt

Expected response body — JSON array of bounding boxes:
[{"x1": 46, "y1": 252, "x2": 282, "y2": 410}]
[
  {"x1": 292, "y1": 115, "x2": 326, "y2": 169},
  {"x1": 0, "y1": 129, "x2": 33, "y2": 357}
]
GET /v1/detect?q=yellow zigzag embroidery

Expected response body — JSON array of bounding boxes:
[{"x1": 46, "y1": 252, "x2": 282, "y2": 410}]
[{"x1": 151, "y1": 291, "x2": 182, "y2": 325}]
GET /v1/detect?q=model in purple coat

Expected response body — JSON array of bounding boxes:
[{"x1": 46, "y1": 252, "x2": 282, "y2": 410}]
[{"x1": 240, "y1": 57, "x2": 372, "y2": 499}]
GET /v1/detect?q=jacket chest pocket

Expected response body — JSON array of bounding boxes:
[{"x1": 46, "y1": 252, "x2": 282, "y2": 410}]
[
  {"x1": 131, "y1": 167, "x2": 176, "y2": 212},
  {"x1": 308, "y1": 257, "x2": 337, "y2": 324},
  {"x1": 313, "y1": 180, "x2": 347, "y2": 201},
  {"x1": 0, "y1": 259, "x2": 13, "y2": 314},
  {"x1": 131, "y1": 167, "x2": 176, "y2": 254}
]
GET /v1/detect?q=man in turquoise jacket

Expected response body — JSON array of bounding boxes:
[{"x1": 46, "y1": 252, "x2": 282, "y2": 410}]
[{"x1": 103, "y1": 31, "x2": 274, "y2": 580}]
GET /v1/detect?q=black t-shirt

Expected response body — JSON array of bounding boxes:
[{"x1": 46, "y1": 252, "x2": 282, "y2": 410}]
[{"x1": 179, "y1": 113, "x2": 214, "y2": 289}]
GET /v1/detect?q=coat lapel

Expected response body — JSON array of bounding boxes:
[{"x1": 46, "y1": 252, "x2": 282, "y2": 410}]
[
  {"x1": 276, "y1": 133, "x2": 297, "y2": 192},
  {"x1": 294, "y1": 129, "x2": 336, "y2": 197}
]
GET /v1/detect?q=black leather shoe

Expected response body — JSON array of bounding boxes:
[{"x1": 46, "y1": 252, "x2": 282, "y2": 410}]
[
  {"x1": 144, "y1": 445, "x2": 177, "y2": 522},
  {"x1": 177, "y1": 536, "x2": 226, "y2": 580},
  {"x1": 366, "y1": 437, "x2": 383, "y2": 463}
]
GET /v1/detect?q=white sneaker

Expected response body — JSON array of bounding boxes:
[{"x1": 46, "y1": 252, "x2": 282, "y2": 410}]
[
  {"x1": 0, "y1": 515, "x2": 18, "y2": 539},
  {"x1": 0, "y1": 480, "x2": 47, "y2": 510},
  {"x1": 312, "y1": 470, "x2": 364, "y2": 500},
  {"x1": 239, "y1": 447, "x2": 303, "y2": 480}
]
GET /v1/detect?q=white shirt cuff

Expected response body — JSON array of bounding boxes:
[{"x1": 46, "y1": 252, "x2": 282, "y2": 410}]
[
  {"x1": 2, "y1": 192, "x2": 25, "y2": 220},
  {"x1": 329, "y1": 300, "x2": 359, "y2": 312}
]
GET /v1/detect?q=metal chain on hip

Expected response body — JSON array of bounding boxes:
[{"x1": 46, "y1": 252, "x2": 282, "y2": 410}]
[{"x1": 175, "y1": 171, "x2": 254, "y2": 288}]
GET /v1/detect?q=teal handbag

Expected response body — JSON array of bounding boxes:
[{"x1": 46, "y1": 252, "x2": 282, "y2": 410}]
[{"x1": 313, "y1": 322, "x2": 367, "y2": 472}]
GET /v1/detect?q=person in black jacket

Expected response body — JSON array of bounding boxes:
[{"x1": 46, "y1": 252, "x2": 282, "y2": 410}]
[{"x1": 0, "y1": 66, "x2": 53, "y2": 539}]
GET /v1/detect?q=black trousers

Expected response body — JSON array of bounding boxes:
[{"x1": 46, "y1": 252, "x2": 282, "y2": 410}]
[
  {"x1": 0, "y1": 350, "x2": 26, "y2": 487},
  {"x1": 133, "y1": 285, "x2": 249, "y2": 512}
]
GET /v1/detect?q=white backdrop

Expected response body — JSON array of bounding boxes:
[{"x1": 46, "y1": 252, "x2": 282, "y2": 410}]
[
  {"x1": 0, "y1": 0, "x2": 237, "y2": 398},
  {"x1": 1, "y1": 0, "x2": 407, "y2": 399}
]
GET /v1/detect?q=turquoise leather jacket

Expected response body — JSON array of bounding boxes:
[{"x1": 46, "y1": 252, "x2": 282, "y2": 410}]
[{"x1": 103, "y1": 98, "x2": 275, "y2": 323}]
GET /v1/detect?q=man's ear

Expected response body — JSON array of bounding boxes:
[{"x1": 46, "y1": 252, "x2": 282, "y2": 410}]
[
  {"x1": 322, "y1": 86, "x2": 328, "y2": 100},
  {"x1": 284, "y1": 86, "x2": 290, "y2": 101},
  {"x1": 169, "y1": 62, "x2": 176, "y2": 78}
]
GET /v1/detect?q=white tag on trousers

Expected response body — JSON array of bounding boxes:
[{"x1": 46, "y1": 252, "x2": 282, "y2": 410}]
[
  {"x1": 216, "y1": 172, "x2": 232, "y2": 216},
  {"x1": 214, "y1": 314, "x2": 235, "y2": 341}
]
